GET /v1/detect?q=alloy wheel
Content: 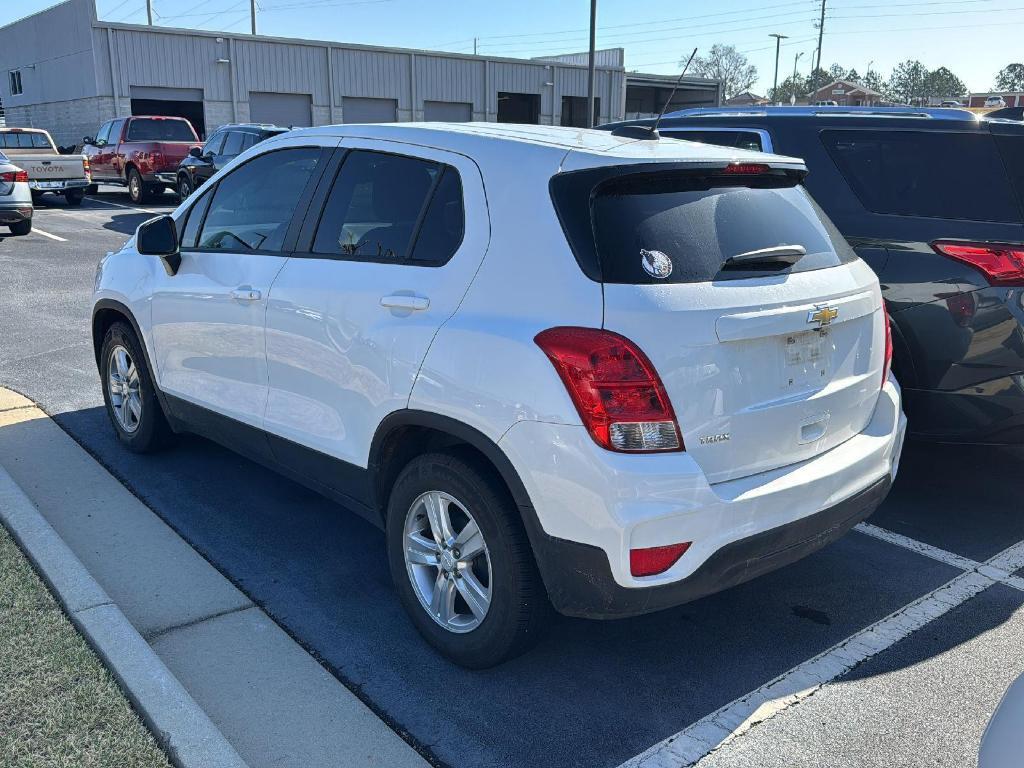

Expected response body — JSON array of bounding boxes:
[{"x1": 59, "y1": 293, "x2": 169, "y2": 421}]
[
  {"x1": 107, "y1": 344, "x2": 142, "y2": 433},
  {"x1": 403, "y1": 490, "x2": 492, "y2": 633}
]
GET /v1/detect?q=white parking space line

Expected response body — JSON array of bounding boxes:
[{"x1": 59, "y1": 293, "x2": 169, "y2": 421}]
[
  {"x1": 30, "y1": 227, "x2": 68, "y2": 242},
  {"x1": 854, "y1": 522, "x2": 981, "y2": 571},
  {"x1": 84, "y1": 196, "x2": 160, "y2": 215},
  {"x1": 618, "y1": 530, "x2": 1024, "y2": 768}
]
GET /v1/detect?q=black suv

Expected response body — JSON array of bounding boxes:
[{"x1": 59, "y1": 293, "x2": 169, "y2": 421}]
[
  {"x1": 176, "y1": 123, "x2": 288, "y2": 199},
  {"x1": 601, "y1": 107, "x2": 1024, "y2": 444}
]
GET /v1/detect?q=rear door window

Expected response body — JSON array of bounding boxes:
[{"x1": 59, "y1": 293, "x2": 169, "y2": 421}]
[
  {"x1": 821, "y1": 129, "x2": 1021, "y2": 223},
  {"x1": 312, "y1": 150, "x2": 440, "y2": 260},
  {"x1": 198, "y1": 147, "x2": 321, "y2": 253},
  {"x1": 410, "y1": 167, "x2": 464, "y2": 263}
]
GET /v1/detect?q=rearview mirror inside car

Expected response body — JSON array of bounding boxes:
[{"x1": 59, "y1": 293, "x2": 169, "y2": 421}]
[{"x1": 136, "y1": 215, "x2": 181, "y2": 275}]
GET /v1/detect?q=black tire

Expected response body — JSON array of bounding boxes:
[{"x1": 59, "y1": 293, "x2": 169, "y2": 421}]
[
  {"x1": 386, "y1": 451, "x2": 550, "y2": 668},
  {"x1": 85, "y1": 184, "x2": 99, "y2": 195},
  {"x1": 30, "y1": 191, "x2": 44, "y2": 204},
  {"x1": 9, "y1": 219, "x2": 31, "y2": 236},
  {"x1": 127, "y1": 168, "x2": 147, "y2": 204},
  {"x1": 176, "y1": 174, "x2": 192, "y2": 201},
  {"x1": 99, "y1": 322, "x2": 173, "y2": 453},
  {"x1": 65, "y1": 189, "x2": 84, "y2": 206}
]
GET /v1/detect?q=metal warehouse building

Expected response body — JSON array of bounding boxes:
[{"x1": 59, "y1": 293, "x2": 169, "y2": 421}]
[{"x1": 0, "y1": 0, "x2": 720, "y2": 146}]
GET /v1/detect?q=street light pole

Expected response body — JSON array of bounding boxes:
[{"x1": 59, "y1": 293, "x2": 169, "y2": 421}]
[
  {"x1": 587, "y1": 0, "x2": 597, "y2": 127},
  {"x1": 791, "y1": 51, "x2": 804, "y2": 106},
  {"x1": 770, "y1": 33, "x2": 788, "y2": 103},
  {"x1": 146, "y1": 0, "x2": 153, "y2": 25}
]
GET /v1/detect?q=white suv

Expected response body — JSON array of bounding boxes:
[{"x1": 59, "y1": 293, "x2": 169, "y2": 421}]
[{"x1": 91, "y1": 124, "x2": 906, "y2": 667}]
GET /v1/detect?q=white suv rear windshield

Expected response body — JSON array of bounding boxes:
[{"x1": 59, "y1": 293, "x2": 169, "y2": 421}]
[{"x1": 552, "y1": 167, "x2": 857, "y2": 284}]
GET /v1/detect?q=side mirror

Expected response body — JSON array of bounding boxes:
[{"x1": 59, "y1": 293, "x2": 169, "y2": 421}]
[
  {"x1": 137, "y1": 215, "x2": 181, "y2": 275},
  {"x1": 83, "y1": 136, "x2": 94, "y2": 146},
  {"x1": 189, "y1": 146, "x2": 203, "y2": 159}
]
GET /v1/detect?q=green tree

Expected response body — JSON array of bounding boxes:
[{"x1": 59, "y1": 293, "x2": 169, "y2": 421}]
[
  {"x1": 888, "y1": 59, "x2": 929, "y2": 104},
  {"x1": 828, "y1": 63, "x2": 848, "y2": 81},
  {"x1": 862, "y1": 69, "x2": 885, "y2": 94},
  {"x1": 995, "y1": 63, "x2": 1024, "y2": 90},
  {"x1": 924, "y1": 66, "x2": 966, "y2": 98},
  {"x1": 688, "y1": 44, "x2": 757, "y2": 99},
  {"x1": 768, "y1": 74, "x2": 811, "y2": 104}
]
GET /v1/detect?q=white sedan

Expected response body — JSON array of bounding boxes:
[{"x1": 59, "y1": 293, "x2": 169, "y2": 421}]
[{"x1": 0, "y1": 151, "x2": 33, "y2": 235}]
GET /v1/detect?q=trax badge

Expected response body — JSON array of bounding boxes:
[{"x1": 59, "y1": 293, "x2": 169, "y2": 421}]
[
  {"x1": 807, "y1": 304, "x2": 839, "y2": 328},
  {"x1": 640, "y1": 248, "x2": 673, "y2": 279}
]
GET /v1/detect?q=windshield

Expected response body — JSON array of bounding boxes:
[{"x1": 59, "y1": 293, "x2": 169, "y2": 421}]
[
  {"x1": 0, "y1": 132, "x2": 53, "y2": 150},
  {"x1": 552, "y1": 167, "x2": 856, "y2": 284},
  {"x1": 125, "y1": 119, "x2": 197, "y2": 142}
]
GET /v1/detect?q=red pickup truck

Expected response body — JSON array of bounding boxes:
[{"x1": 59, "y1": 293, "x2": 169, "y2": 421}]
[{"x1": 83, "y1": 116, "x2": 201, "y2": 203}]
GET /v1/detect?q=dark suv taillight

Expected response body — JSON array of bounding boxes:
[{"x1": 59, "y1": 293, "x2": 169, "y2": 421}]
[
  {"x1": 932, "y1": 241, "x2": 1024, "y2": 287},
  {"x1": 534, "y1": 327, "x2": 683, "y2": 453}
]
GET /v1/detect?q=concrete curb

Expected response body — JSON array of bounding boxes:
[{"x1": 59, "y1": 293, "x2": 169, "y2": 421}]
[{"x1": 0, "y1": 463, "x2": 249, "y2": 768}]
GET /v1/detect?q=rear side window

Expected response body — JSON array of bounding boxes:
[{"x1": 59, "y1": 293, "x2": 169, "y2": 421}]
[
  {"x1": 587, "y1": 174, "x2": 851, "y2": 284},
  {"x1": 199, "y1": 147, "x2": 321, "y2": 253},
  {"x1": 662, "y1": 130, "x2": 764, "y2": 152},
  {"x1": 312, "y1": 150, "x2": 441, "y2": 260},
  {"x1": 821, "y1": 130, "x2": 1020, "y2": 223},
  {"x1": 410, "y1": 168, "x2": 464, "y2": 263},
  {"x1": 126, "y1": 118, "x2": 196, "y2": 142}
]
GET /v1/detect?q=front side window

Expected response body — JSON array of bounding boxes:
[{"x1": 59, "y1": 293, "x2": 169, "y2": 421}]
[
  {"x1": 108, "y1": 119, "x2": 126, "y2": 145},
  {"x1": 313, "y1": 150, "x2": 440, "y2": 259},
  {"x1": 126, "y1": 118, "x2": 197, "y2": 142},
  {"x1": 95, "y1": 122, "x2": 112, "y2": 146},
  {"x1": 821, "y1": 129, "x2": 1020, "y2": 223},
  {"x1": 198, "y1": 147, "x2": 321, "y2": 253},
  {"x1": 203, "y1": 130, "x2": 226, "y2": 156},
  {"x1": 222, "y1": 130, "x2": 246, "y2": 156},
  {"x1": 9, "y1": 70, "x2": 22, "y2": 96},
  {"x1": 180, "y1": 186, "x2": 214, "y2": 248}
]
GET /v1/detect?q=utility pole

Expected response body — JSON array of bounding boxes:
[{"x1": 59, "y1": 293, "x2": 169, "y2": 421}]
[
  {"x1": 770, "y1": 33, "x2": 788, "y2": 102},
  {"x1": 586, "y1": 0, "x2": 597, "y2": 128},
  {"x1": 814, "y1": 0, "x2": 826, "y2": 78},
  {"x1": 146, "y1": 0, "x2": 153, "y2": 25},
  {"x1": 250, "y1": 0, "x2": 257, "y2": 35},
  {"x1": 473, "y1": 37, "x2": 478, "y2": 55},
  {"x1": 792, "y1": 50, "x2": 804, "y2": 105}
]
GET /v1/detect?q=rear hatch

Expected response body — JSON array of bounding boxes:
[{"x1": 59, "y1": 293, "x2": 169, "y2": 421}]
[{"x1": 551, "y1": 161, "x2": 885, "y2": 484}]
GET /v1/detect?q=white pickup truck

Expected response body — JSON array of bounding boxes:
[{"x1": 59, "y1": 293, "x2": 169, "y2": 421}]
[{"x1": 0, "y1": 128, "x2": 91, "y2": 206}]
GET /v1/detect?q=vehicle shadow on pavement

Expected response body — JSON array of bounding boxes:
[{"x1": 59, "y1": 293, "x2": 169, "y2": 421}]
[
  {"x1": 43, "y1": 406, "x2": 1024, "y2": 768},
  {"x1": 102, "y1": 213, "x2": 160, "y2": 236}
]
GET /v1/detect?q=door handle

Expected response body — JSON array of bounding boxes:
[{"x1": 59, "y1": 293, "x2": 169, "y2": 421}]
[
  {"x1": 380, "y1": 294, "x2": 429, "y2": 311},
  {"x1": 230, "y1": 287, "x2": 261, "y2": 302}
]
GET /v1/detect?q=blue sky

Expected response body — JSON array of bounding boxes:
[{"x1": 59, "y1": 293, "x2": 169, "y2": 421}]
[{"x1": 4, "y1": 0, "x2": 1021, "y2": 93}]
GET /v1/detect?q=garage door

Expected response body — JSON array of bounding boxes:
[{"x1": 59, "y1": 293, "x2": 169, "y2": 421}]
[
  {"x1": 423, "y1": 100, "x2": 473, "y2": 122},
  {"x1": 129, "y1": 86, "x2": 206, "y2": 137},
  {"x1": 343, "y1": 97, "x2": 398, "y2": 124},
  {"x1": 249, "y1": 92, "x2": 312, "y2": 128}
]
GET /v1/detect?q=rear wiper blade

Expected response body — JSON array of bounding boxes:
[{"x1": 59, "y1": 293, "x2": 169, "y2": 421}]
[{"x1": 723, "y1": 244, "x2": 807, "y2": 268}]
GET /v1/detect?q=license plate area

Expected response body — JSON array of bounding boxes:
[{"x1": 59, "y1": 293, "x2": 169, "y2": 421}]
[
  {"x1": 781, "y1": 329, "x2": 831, "y2": 391},
  {"x1": 31, "y1": 180, "x2": 63, "y2": 189}
]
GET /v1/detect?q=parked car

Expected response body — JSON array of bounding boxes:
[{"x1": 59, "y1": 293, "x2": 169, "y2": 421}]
[
  {"x1": 176, "y1": 123, "x2": 289, "y2": 199},
  {"x1": 0, "y1": 127, "x2": 91, "y2": 206},
  {"x1": 91, "y1": 124, "x2": 904, "y2": 667},
  {"x1": 986, "y1": 96, "x2": 1008, "y2": 108},
  {"x1": 83, "y1": 116, "x2": 201, "y2": 204},
  {"x1": 0, "y1": 151, "x2": 33, "y2": 235},
  {"x1": 939, "y1": 99, "x2": 964, "y2": 108},
  {"x1": 814, "y1": 100, "x2": 839, "y2": 106},
  {"x1": 601, "y1": 107, "x2": 1024, "y2": 444}
]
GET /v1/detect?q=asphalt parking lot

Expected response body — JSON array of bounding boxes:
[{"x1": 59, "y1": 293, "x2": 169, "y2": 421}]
[{"x1": 2, "y1": 190, "x2": 1024, "y2": 768}]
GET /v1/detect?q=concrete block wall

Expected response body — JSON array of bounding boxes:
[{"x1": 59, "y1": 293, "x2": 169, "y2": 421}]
[
  {"x1": 203, "y1": 100, "x2": 235, "y2": 135},
  {"x1": 4, "y1": 96, "x2": 112, "y2": 147}
]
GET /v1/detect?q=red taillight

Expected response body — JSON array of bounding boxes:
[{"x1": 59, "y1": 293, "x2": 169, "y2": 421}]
[
  {"x1": 722, "y1": 162, "x2": 770, "y2": 175},
  {"x1": 82, "y1": 156, "x2": 91, "y2": 179},
  {"x1": 630, "y1": 542, "x2": 691, "y2": 577},
  {"x1": 881, "y1": 302, "x2": 893, "y2": 389},
  {"x1": 932, "y1": 241, "x2": 1024, "y2": 287},
  {"x1": 0, "y1": 170, "x2": 29, "y2": 183},
  {"x1": 534, "y1": 326, "x2": 683, "y2": 453}
]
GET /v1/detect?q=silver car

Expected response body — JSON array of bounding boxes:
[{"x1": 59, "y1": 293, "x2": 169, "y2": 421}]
[{"x1": 0, "y1": 150, "x2": 33, "y2": 235}]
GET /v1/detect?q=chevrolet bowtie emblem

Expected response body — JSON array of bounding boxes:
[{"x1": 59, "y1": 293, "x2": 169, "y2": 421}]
[{"x1": 808, "y1": 305, "x2": 839, "y2": 327}]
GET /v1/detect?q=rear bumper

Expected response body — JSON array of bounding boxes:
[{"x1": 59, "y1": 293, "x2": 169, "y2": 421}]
[
  {"x1": 500, "y1": 378, "x2": 906, "y2": 618},
  {"x1": 28, "y1": 179, "x2": 89, "y2": 191},
  {"x1": 0, "y1": 204, "x2": 33, "y2": 224}
]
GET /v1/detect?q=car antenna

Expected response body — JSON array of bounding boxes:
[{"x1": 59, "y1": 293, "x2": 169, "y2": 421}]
[{"x1": 611, "y1": 47, "x2": 698, "y2": 140}]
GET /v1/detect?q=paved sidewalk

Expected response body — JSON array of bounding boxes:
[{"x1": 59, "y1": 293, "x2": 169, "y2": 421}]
[{"x1": 0, "y1": 388, "x2": 430, "y2": 768}]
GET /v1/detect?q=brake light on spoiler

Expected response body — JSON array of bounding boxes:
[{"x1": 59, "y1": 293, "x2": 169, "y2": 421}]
[{"x1": 932, "y1": 241, "x2": 1024, "y2": 287}]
